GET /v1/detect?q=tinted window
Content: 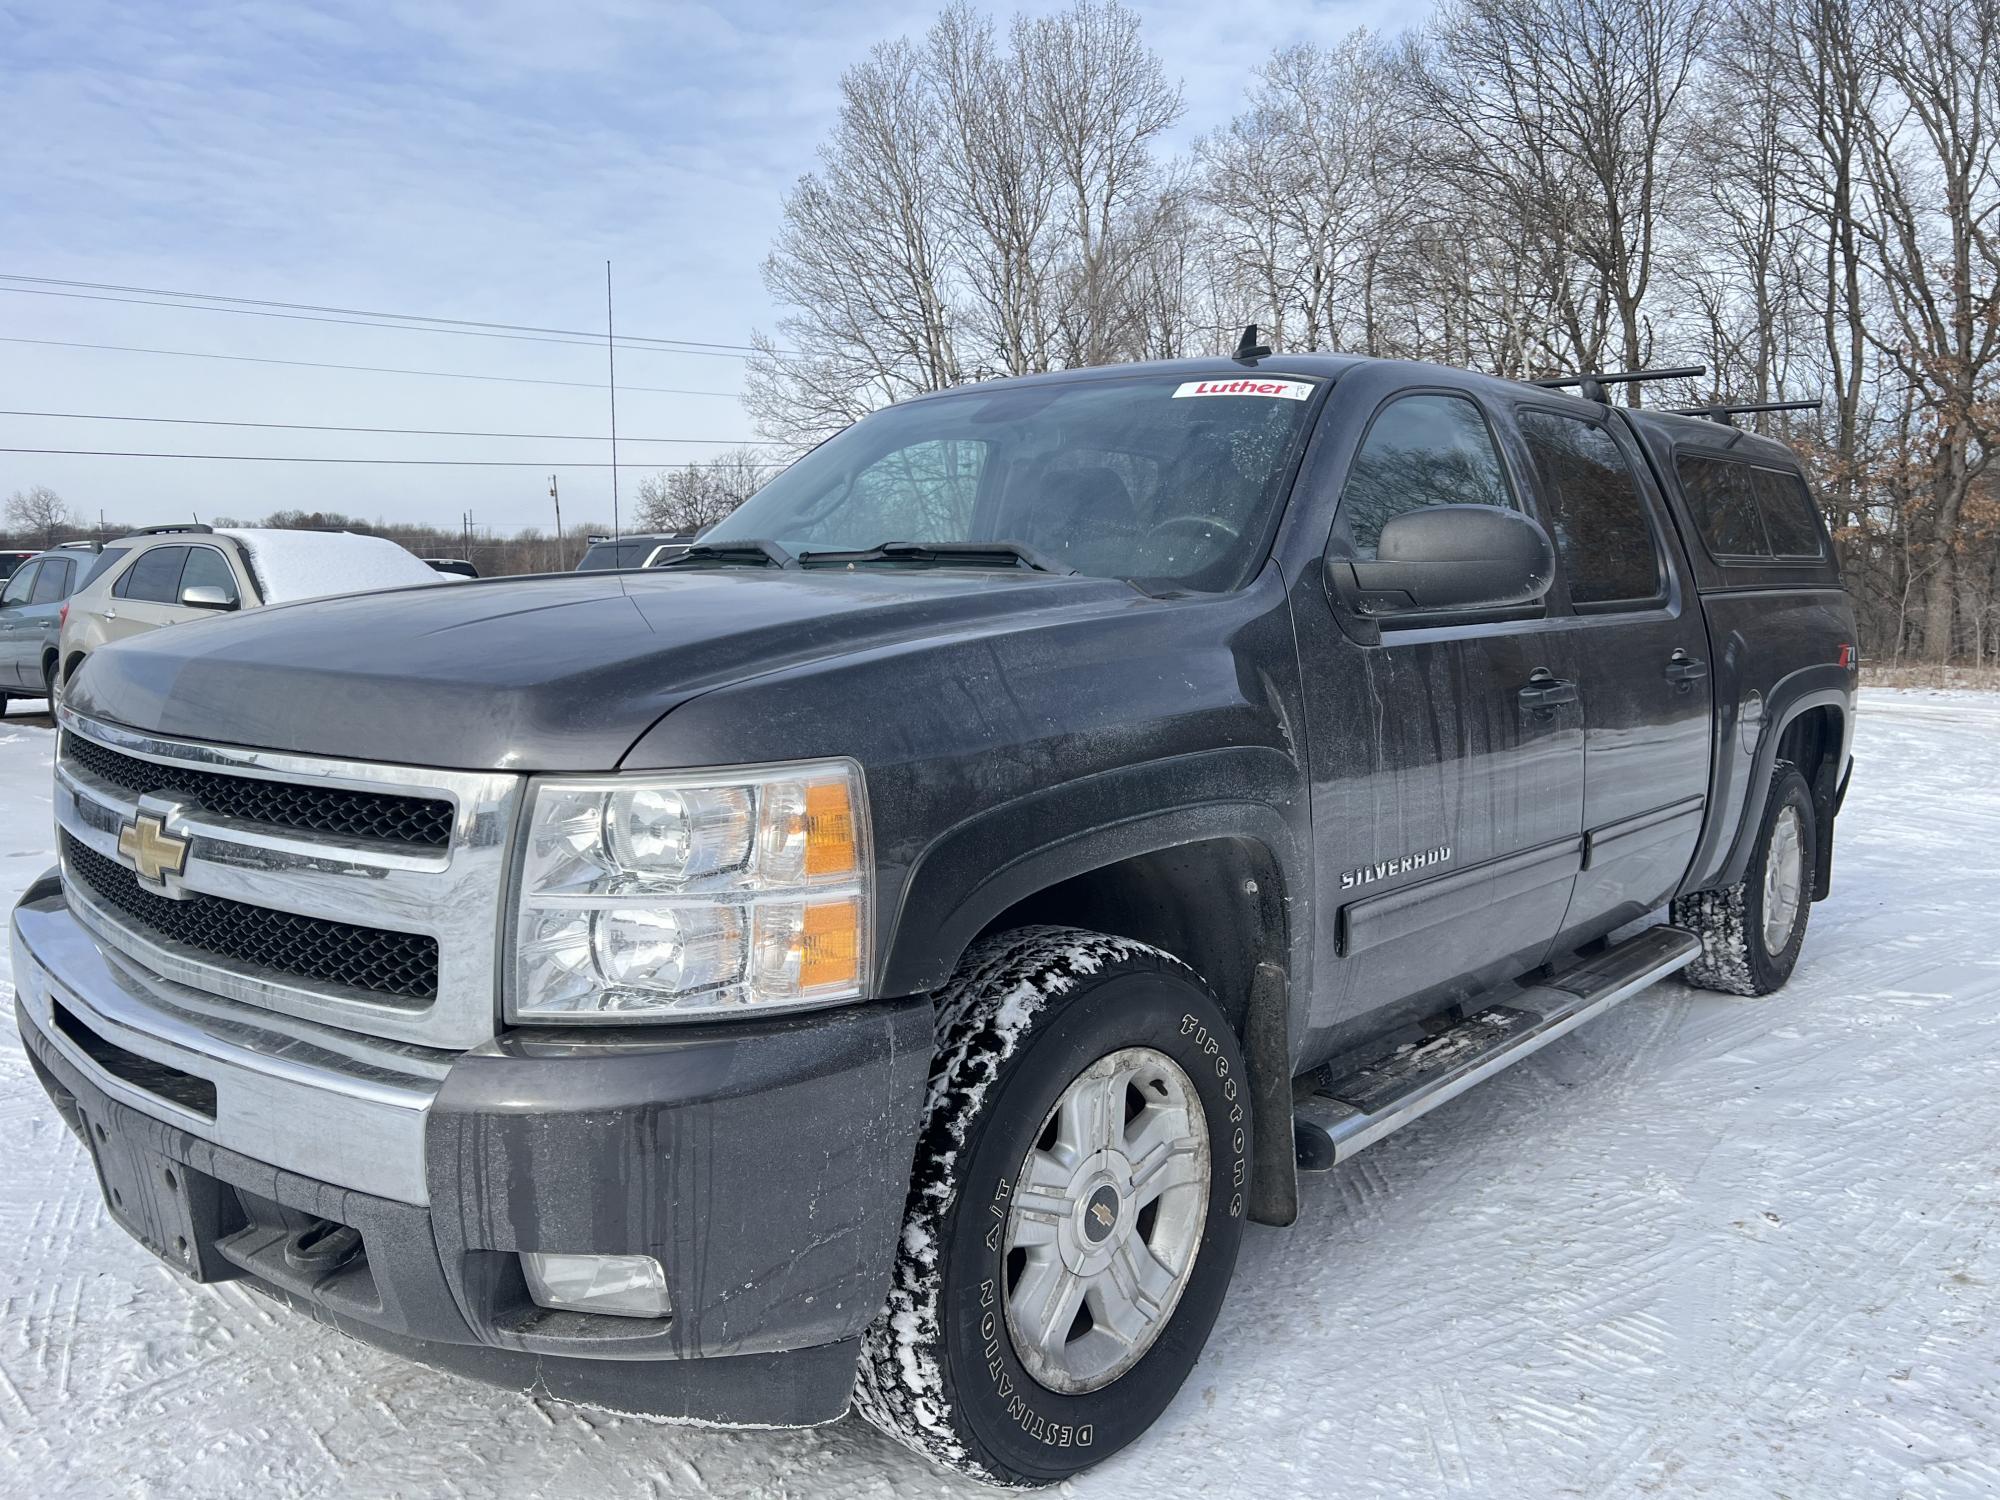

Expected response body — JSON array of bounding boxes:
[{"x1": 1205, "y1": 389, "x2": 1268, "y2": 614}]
[
  {"x1": 80, "y1": 547, "x2": 129, "y2": 587},
  {"x1": 1676, "y1": 455, "x2": 1768, "y2": 557},
  {"x1": 115, "y1": 546, "x2": 190, "y2": 603},
  {"x1": 1519, "y1": 411, "x2": 1663, "y2": 604},
  {"x1": 179, "y1": 545, "x2": 240, "y2": 603},
  {"x1": 1751, "y1": 468, "x2": 1825, "y2": 557},
  {"x1": 1336, "y1": 393, "x2": 1515, "y2": 559},
  {"x1": 1, "y1": 563, "x2": 37, "y2": 607},
  {"x1": 29, "y1": 558, "x2": 73, "y2": 604}
]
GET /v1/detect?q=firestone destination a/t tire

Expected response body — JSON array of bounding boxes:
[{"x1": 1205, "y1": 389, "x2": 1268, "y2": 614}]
[{"x1": 855, "y1": 926, "x2": 1250, "y2": 1485}]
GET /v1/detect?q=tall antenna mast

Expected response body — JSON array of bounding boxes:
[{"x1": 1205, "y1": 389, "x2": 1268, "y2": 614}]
[{"x1": 605, "y1": 260, "x2": 620, "y2": 539}]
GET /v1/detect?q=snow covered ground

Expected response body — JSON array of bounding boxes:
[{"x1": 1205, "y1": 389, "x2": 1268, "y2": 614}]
[{"x1": 1, "y1": 689, "x2": 1995, "y2": 1498}]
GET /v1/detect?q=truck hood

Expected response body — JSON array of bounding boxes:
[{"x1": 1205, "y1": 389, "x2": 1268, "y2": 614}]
[{"x1": 66, "y1": 567, "x2": 1139, "y2": 770}]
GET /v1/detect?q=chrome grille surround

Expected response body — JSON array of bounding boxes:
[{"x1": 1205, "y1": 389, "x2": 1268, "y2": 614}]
[{"x1": 54, "y1": 707, "x2": 524, "y2": 1050}]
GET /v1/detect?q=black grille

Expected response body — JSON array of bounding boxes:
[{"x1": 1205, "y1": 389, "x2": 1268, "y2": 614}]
[
  {"x1": 62, "y1": 833, "x2": 438, "y2": 1002},
  {"x1": 61, "y1": 733, "x2": 454, "y2": 850}
]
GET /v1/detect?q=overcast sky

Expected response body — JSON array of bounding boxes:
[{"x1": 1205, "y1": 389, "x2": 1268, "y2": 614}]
[{"x1": 1, "y1": 0, "x2": 1420, "y2": 535}]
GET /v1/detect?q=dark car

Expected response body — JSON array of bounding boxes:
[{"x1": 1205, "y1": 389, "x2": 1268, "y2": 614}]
[
  {"x1": 423, "y1": 558, "x2": 480, "y2": 578},
  {"x1": 12, "y1": 350, "x2": 1854, "y2": 1484},
  {"x1": 574, "y1": 532, "x2": 695, "y2": 570},
  {"x1": 0, "y1": 549, "x2": 36, "y2": 581},
  {"x1": 0, "y1": 542, "x2": 115, "y2": 710}
]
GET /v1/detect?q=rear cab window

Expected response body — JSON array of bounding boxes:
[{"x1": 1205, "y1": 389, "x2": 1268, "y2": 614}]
[{"x1": 1674, "y1": 453, "x2": 1827, "y2": 563}]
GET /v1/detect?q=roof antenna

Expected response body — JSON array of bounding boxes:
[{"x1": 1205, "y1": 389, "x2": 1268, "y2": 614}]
[{"x1": 1234, "y1": 324, "x2": 1272, "y2": 362}]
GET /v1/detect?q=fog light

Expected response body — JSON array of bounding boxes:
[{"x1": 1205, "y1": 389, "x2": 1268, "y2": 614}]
[{"x1": 519, "y1": 1251, "x2": 671, "y2": 1319}]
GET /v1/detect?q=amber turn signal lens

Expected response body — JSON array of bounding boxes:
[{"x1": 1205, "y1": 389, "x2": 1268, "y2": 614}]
[
  {"x1": 797, "y1": 898, "x2": 861, "y2": 989},
  {"x1": 803, "y1": 779, "x2": 858, "y2": 878}
]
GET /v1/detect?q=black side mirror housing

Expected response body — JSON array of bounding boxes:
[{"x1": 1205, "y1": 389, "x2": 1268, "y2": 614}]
[{"x1": 1333, "y1": 504, "x2": 1555, "y2": 615}]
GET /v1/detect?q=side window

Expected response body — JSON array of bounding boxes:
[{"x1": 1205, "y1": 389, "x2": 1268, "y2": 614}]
[
  {"x1": 1675, "y1": 455, "x2": 1768, "y2": 557},
  {"x1": 1335, "y1": 393, "x2": 1515, "y2": 559},
  {"x1": 1518, "y1": 411, "x2": 1664, "y2": 605},
  {"x1": 179, "y1": 546, "x2": 240, "y2": 604},
  {"x1": 30, "y1": 559, "x2": 74, "y2": 604},
  {"x1": 1, "y1": 563, "x2": 38, "y2": 607},
  {"x1": 115, "y1": 546, "x2": 190, "y2": 603},
  {"x1": 1751, "y1": 468, "x2": 1826, "y2": 558}
]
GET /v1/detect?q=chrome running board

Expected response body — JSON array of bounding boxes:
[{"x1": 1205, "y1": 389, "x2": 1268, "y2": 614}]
[{"x1": 1294, "y1": 924, "x2": 1700, "y2": 1171}]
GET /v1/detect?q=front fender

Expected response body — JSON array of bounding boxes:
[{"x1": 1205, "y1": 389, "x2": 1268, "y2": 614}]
[{"x1": 880, "y1": 745, "x2": 1307, "y2": 999}]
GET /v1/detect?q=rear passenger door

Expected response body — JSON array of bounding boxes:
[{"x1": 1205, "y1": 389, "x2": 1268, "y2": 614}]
[
  {"x1": 1510, "y1": 404, "x2": 1713, "y2": 941},
  {"x1": 105, "y1": 545, "x2": 191, "y2": 645}
]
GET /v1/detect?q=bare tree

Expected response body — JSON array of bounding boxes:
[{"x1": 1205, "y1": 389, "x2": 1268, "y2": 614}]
[
  {"x1": 635, "y1": 448, "x2": 777, "y2": 535},
  {"x1": 1855, "y1": 0, "x2": 2000, "y2": 661},
  {"x1": 5, "y1": 486, "x2": 73, "y2": 547}
]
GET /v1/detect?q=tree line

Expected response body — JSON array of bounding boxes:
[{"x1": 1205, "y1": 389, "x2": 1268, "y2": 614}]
[{"x1": 747, "y1": 0, "x2": 2000, "y2": 664}]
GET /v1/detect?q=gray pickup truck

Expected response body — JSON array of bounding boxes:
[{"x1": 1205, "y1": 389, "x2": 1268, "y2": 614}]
[{"x1": 11, "y1": 349, "x2": 1855, "y2": 1484}]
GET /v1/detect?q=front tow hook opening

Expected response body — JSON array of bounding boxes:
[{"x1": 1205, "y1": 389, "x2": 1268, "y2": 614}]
[{"x1": 283, "y1": 1219, "x2": 363, "y2": 1275}]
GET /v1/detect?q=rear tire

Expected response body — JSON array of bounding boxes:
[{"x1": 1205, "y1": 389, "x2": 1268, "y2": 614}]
[
  {"x1": 1672, "y1": 760, "x2": 1816, "y2": 996},
  {"x1": 856, "y1": 926, "x2": 1250, "y2": 1485},
  {"x1": 42, "y1": 657, "x2": 58, "y2": 710}
]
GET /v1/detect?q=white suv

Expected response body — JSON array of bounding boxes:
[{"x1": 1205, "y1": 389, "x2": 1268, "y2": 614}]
[{"x1": 58, "y1": 525, "x2": 451, "y2": 692}]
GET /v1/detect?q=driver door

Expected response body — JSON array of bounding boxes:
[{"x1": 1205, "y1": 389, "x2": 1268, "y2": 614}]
[{"x1": 1290, "y1": 374, "x2": 1587, "y2": 1047}]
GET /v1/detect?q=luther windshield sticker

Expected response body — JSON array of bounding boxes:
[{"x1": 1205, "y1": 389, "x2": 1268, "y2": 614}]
[{"x1": 1172, "y1": 378, "x2": 1315, "y2": 401}]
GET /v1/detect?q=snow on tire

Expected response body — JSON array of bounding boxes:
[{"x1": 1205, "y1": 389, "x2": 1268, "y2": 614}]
[
  {"x1": 855, "y1": 925, "x2": 1250, "y2": 1486},
  {"x1": 1673, "y1": 759, "x2": 1817, "y2": 997}
]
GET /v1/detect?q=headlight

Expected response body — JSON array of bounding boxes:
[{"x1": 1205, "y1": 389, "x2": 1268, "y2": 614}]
[{"x1": 509, "y1": 760, "x2": 870, "y2": 1022}]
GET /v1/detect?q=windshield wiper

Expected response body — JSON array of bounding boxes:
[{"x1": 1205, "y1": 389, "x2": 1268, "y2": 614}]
[
  {"x1": 796, "y1": 540, "x2": 1076, "y2": 575},
  {"x1": 661, "y1": 538, "x2": 798, "y2": 569}
]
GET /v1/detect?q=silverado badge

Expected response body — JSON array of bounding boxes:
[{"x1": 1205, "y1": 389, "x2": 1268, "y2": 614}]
[
  {"x1": 116, "y1": 812, "x2": 191, "y2": 889},
  {"x1": 1339, "y1": 845, "x2": 1452, "y2": 890}
]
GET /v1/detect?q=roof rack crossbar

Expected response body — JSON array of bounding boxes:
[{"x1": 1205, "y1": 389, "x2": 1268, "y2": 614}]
[
  {"x1": 128, "y1": 523, "x2": 216, "y2": 536},
  {"x1": 1670, "y1": 398, "x2": 1821, "y2": 427},
  {"x1": 1530, "y1": 364, "x2": 1706, "y2": 404}
]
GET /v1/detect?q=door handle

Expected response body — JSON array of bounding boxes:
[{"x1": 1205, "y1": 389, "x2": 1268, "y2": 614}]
[
  {"x1": 1665, "y1": 652, "x2": 1708, "y2": 683},
  {"x1": 1518, "y1": 676, "x2": 1578, "y2": 711}
]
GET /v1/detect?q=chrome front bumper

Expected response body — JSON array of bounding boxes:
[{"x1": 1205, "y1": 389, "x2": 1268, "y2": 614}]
[{"x1": 11, "y1": 873, "x2": 448, "y2": 1203}]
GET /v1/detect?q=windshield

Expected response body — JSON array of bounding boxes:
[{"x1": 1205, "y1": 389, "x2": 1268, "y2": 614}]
[{"x1": 707, "y1": 373, "x2": 1324, "y2": 590}]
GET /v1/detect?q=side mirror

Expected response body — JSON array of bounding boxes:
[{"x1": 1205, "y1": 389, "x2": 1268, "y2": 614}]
[
  {"x1": 180, "y1": 584, "x2": 237, "y2": 612},
  {"x1": 1337, "y1": 505, "x2": 1554, "y2": 614}
]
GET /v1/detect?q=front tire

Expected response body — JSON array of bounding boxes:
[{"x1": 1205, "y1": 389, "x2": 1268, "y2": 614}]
[
  {"x1": 856, "y1": 926, "x2": 1250, "y2": 1485},
  {"x1": 1673, "y1": 760, "x2": 1817, "y2": 996}
]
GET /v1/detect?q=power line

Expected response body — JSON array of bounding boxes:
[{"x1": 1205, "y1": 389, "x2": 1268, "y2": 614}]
[
  {"x1": 0, "y1": 447, "x2": 776, "y2": 468},
  {"x1": 0, "y1": 409, "x2": 777, "y2": 445},
  {"x1": 0, "y1": 335, "x2": 747, "y2": 397},
  {"x1": 0, "y1": 272, "x2": 795, "y2": 357},
  {"x1": 0, "y1": 286, "x2": 769, "y2": 361}
]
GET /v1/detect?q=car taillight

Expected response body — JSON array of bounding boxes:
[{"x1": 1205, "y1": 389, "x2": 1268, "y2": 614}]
[
  {"x1": 1836, "y1": 643, "x2": 1853, "y2": 668},
  {"x1": 58, "y1": 603, "x2": 68, "y2": 628}
]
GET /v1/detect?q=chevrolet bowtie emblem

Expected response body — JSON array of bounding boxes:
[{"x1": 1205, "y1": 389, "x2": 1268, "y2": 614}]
[
  {"x1": 1090, "y1": 1203, "x2": 1116, "y2": 1231},
  {"x1": 117, "y1": 813, "x2": 190, "y2": 887}
]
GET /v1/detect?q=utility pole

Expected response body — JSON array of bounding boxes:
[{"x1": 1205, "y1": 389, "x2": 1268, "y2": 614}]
[
  {"x1": 548, "y1": 474, "x2": 564, "y2": 569},
  {"x1": 606, "y1": 260, "x2": 620, "y2": 540}
]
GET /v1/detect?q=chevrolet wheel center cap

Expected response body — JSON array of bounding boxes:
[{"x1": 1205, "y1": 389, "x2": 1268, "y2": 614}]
[{"x1": 1082, "y1": 1184, "x2": 1121, "y2": 1243}]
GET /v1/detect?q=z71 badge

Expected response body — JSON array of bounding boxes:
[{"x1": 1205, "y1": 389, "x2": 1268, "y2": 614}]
[{"x1": 1340, "y1": 845, "x2": 1453, "y2": 890}]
